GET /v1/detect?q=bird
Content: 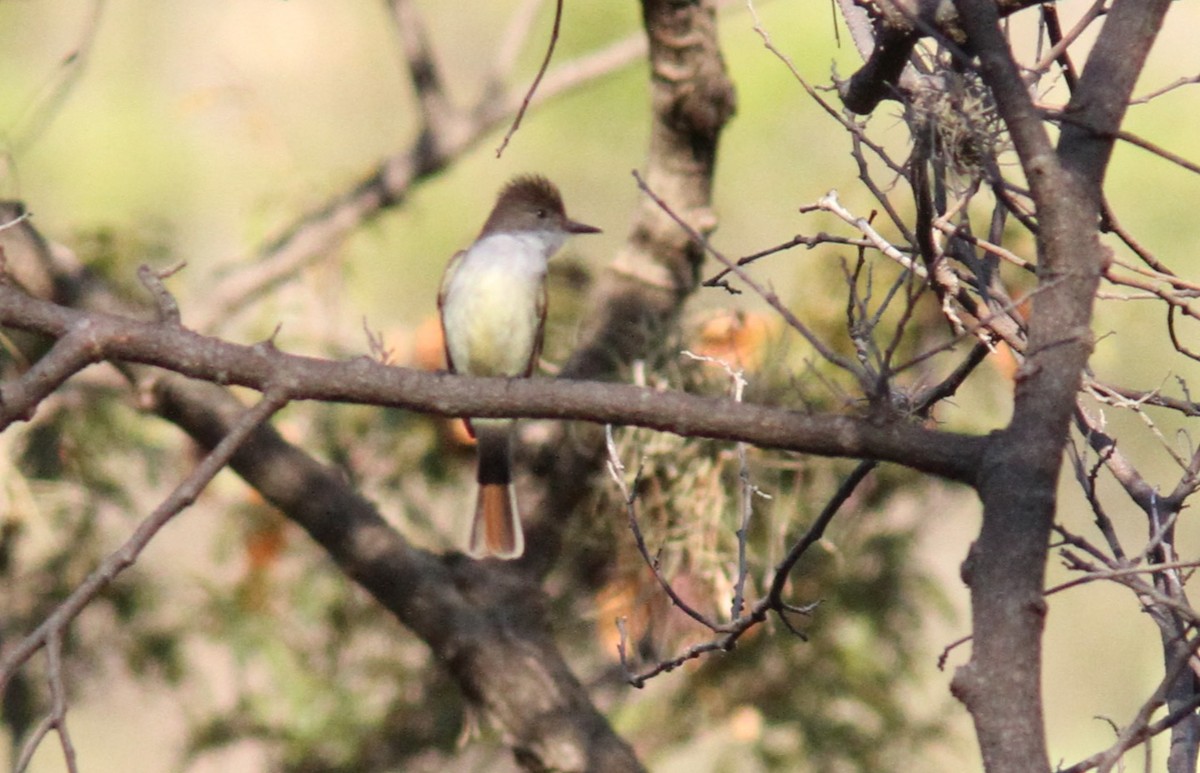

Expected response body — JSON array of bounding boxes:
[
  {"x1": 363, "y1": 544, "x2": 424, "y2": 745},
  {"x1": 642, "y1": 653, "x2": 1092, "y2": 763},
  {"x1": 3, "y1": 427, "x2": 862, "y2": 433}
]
[{"x1": 438, "y1": 175, "x2": 601, "y2": 559}]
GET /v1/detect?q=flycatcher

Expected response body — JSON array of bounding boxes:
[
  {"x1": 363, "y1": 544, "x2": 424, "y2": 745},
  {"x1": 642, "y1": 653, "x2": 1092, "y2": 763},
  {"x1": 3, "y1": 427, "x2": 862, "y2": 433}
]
[{"x1": 438, "y1": 175, "x2": 600, "y2": 559}]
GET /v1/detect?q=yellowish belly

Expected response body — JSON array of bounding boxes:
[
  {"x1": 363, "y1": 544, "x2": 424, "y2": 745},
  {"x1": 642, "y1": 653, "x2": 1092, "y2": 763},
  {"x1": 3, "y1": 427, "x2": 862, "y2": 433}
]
[{"x1": 442, "y1": 264, "x2": 542, "y2": 377}]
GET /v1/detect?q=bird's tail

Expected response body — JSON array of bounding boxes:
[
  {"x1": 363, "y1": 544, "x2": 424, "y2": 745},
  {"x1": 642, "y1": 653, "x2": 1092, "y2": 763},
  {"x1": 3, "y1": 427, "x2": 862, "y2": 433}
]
[{"x1": 467, "y1": 423, "x2": 524, "y2": 559}]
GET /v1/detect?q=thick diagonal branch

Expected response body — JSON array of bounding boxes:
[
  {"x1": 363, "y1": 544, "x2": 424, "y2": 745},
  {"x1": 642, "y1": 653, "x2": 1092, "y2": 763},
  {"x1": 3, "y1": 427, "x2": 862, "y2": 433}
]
[{"x1": 948, "y1": 2, "x2": 1173, "y2": 773}]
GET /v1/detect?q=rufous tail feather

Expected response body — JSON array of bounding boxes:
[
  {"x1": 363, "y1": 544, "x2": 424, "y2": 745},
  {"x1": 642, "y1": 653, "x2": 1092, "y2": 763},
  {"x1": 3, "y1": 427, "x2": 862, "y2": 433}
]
[
  {"x1": 469, "y1": 483, "x2": 523, "y2": 559},
  {"x1": 467, "y1": 424, "x2": 524, "y2": 559}
]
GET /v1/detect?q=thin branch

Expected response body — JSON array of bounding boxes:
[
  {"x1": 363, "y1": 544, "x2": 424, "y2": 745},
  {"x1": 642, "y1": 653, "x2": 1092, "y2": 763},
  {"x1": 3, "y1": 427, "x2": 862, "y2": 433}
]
[
  {"x1": 388, "y1": 0, "x2": 460, "y2": 139},
  {"x1": 605, "y1": 424, "x2": 722, "y2": 632},
  {"x1": 193, "y1": 22, "x2": 645, "y2": 334},
  {"x1": 704, "y1": 231, "x2": 883, "y2": 288},
  {"x1": 1088, "y1": 379, "x2": 1200, "y2": 420},
  {"x1": 748, "y1": 0, "x2": 910, "y2": 183},
  {"x1": 0, "y1": 321, "x2": 102, "y2": 431},
  {"x1": 680, "y1": 350, "x2": 769, "y2": 620},
  {"x1": 764, "y1": 459, "x2": 877, "y2": 606},
  {"x1": 938, "y1": 634, "x2": 973, "y2": 671},
  {"x1": 1073, "y1": 399, "x2": 1165, "y2": 514},
  {"x1": 1044, "y1": 110, "x2": 1200, "y2": 177},
  {"x1": 1067, "y1": 440, "x2": 1126, "y2": 560},
  {"x1": 0, "y1": 390, "x2": 288, "y2": 700},
  {"x1": 1059, "y1": 637, "x2": 1200, "y2": 773},
  {"x1": 1053, "y1": 536, "x2": 1200, "y2": 628},
  {"x1": 932, "y1": 219, "x2": 1036, "y2": 273},
  {"x1": 1045, "y1": 559, "x2": 1200, "y2": 598},
  {"x1": 621, "y1": 633, "x2": 745, "y2": 687},
  {"x1": 1132, "y1": 72, "x2": 1200, "y2": 105},
  {"x1": 813, "y1": 189, "x2": 929, "y2": 280},
  {"x1": 516, "y1": 31, "x2": 645, "y2": 115},
  {"x1": 8, "y1": 0, "x2": 106, "y2": 156},
  {"x1": 1028, "y1": 0, "x2": 1105, "y2": 80},
  {"x1": 631, "y1": 171, "x2": 869, "y2": 387},
  {"x1": 1168, "y1": 305, "x2": 1200, "y2": 363},
  {"x1": 1104, "y1": 127, "x2": 1200, "y2": 174},
  {"x1": 12, "y1": 630, "x2": 78, "y2": 773},
  {"x1": 1035, "y1": 5, "x2": 1079, "y2": 92},
  {"x1": 1106, "y1": 254, "x2": 1200, "y2": 294},
  {"x1": 495, "y1": 0, "x2": 564, "y2": 157},
  {"x1": 136, "y1": 261, "x2": 186, "y2": 324},
  {"x1": 885, "y1": 278, "x2": 1058, "y2": 378}
]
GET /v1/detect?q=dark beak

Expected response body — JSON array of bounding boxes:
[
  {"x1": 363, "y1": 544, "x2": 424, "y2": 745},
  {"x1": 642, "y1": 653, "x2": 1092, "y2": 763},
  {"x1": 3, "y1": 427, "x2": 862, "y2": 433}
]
[{"x1": 566, "y1": 218, "x2": 602, "y2": 235}]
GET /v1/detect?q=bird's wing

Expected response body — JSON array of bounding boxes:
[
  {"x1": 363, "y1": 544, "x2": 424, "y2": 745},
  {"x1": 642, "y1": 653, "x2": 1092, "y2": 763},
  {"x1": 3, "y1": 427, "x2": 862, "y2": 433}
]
[
  {"x1": 437, "y1": 249, "x2": 466, "y2": 373},
  {"x1": 528, "y1": 275, "x2": 547, "y2": 377}
]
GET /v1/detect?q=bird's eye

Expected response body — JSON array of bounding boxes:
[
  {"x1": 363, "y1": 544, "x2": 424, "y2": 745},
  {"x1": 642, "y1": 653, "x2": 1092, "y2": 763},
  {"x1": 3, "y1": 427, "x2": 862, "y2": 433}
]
[{"x1": 535, "y1": 208, "x2": 548, "y2": 219}]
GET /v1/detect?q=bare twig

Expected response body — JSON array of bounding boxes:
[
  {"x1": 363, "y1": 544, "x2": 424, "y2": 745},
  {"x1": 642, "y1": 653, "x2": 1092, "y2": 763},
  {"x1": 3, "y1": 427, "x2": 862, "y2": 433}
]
[
  {"x1": 194, "y1": 21, "x2": 645, "y2": 334},
  {"x1": 704, "y1": 231, "x2": 883, "y2": 288},
  {"x1": 938, "y1": 634, "x2": 973, "y2": 671},
  {"x1": 932, "y1": 219, "x2": 1036, "y2": 273},
  {"x1": 1028, "y1": 0, "x2": 1105, "y2": 80},
  {"x1": 1106, "y1": 127, "x2": 1200, "y2": 177},
  {"x1": 12, "y1": 630, "x2": 78, "y2": 773},
  {"x1": 680, "y1": 350, "x2": 771, "y2": 620},
  {"x1": 1087, "y1": 379, "x2": 1200, "y2": 420},
  {"x1": 1041, "y1": 107, "x2": 1200, "y2": 177},
  {"x1": 814, "y1": 190, "x2": 929, "y2": 280},
  {"x1": 1133, "y1": 72, "x2": 1200, "y2": 105},
  {"x1": 0, "y1": 209, "x2": 33, "y2": 235},
  {"x1": 495, "y1": 0, "x2": 564, "y2": 157},
  {"x1": 605, "y1": 424, "x2": 721, "y2": 632},
  {"x1": 388, "y1": 0, "x2": 461, "y2": 140},
  {"x1": 631, "y1": 170, "x2": 869, "y2": 386},
  {"x1": 1045, "y1": 559, "x2": 1200, "y2": 599},
  {"x1": 8, "y1": 0, "x2": 106, "y2": 156},
  {"x1": 765, "y1": 458, "x2": 876, "y2": 608},
  {"x1": 0, "y1": 390, "x2": 288, "y2": 702},
  {"x1": 0, "y1": 319, "x2": 113, "y2": 430},
  {"x1": 1067, "y1": 440, "x2": 1126, "y2": 560},
  {"x1": 620, "y1": 633, "x2": 736, "y2": 687},
  {"x1": 136, "y1": 261, "x2": 186, "y2": 325},
  {"x1": 1058, "y1": 634, "x2": 1200, "y2": 773},
  {"x1": 1073, "y1": 400, "x2": 1164, "y2": 515}
]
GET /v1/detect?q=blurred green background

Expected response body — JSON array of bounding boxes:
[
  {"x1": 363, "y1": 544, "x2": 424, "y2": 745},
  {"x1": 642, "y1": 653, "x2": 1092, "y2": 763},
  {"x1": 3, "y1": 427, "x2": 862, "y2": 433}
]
[{"x1": 3, "y1": 1, "x2": 1200, "y2": 771}]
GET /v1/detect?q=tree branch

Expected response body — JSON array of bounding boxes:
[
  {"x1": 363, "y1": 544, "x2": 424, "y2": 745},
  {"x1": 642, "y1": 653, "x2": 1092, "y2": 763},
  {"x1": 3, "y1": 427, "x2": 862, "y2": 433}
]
[
  {"x1": 0, "y1": 283, "x2": 985, "y2": 483},
  {"x1": 948, "y1": 2, "x2": 1173, "y2": 772},
  {"x1": 0, "y1": 389, "x2": 287, "y2": 703}
]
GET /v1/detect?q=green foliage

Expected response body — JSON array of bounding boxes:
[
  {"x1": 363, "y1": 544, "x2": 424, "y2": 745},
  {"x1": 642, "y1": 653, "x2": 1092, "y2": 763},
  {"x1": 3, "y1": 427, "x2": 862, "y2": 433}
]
[
  {"x1": 538, "y1": 333, "x2": 959, "y2": 772},
  {"x1": 592, "y1": 440, "x2": 953, "y2": 772},
  {"x1": 1, "y1": 387, "x2": 185, "y2": 750},
  {"x1": 184, "y1": 516, "x2": 467, "y2": 772}
]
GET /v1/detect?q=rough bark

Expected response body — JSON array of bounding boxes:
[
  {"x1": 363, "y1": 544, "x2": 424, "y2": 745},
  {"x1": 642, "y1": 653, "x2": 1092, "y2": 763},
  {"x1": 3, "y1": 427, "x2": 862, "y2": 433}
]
[
  {"x1": 153, "y1": 377, "x2": 644, "y2": 772},
  {"x1": 838, "y1": 0, "x2": 1045, "y2": 114},
  {"x1": 948, "y1": 2, "x2": 1174, "y2": 772}
]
